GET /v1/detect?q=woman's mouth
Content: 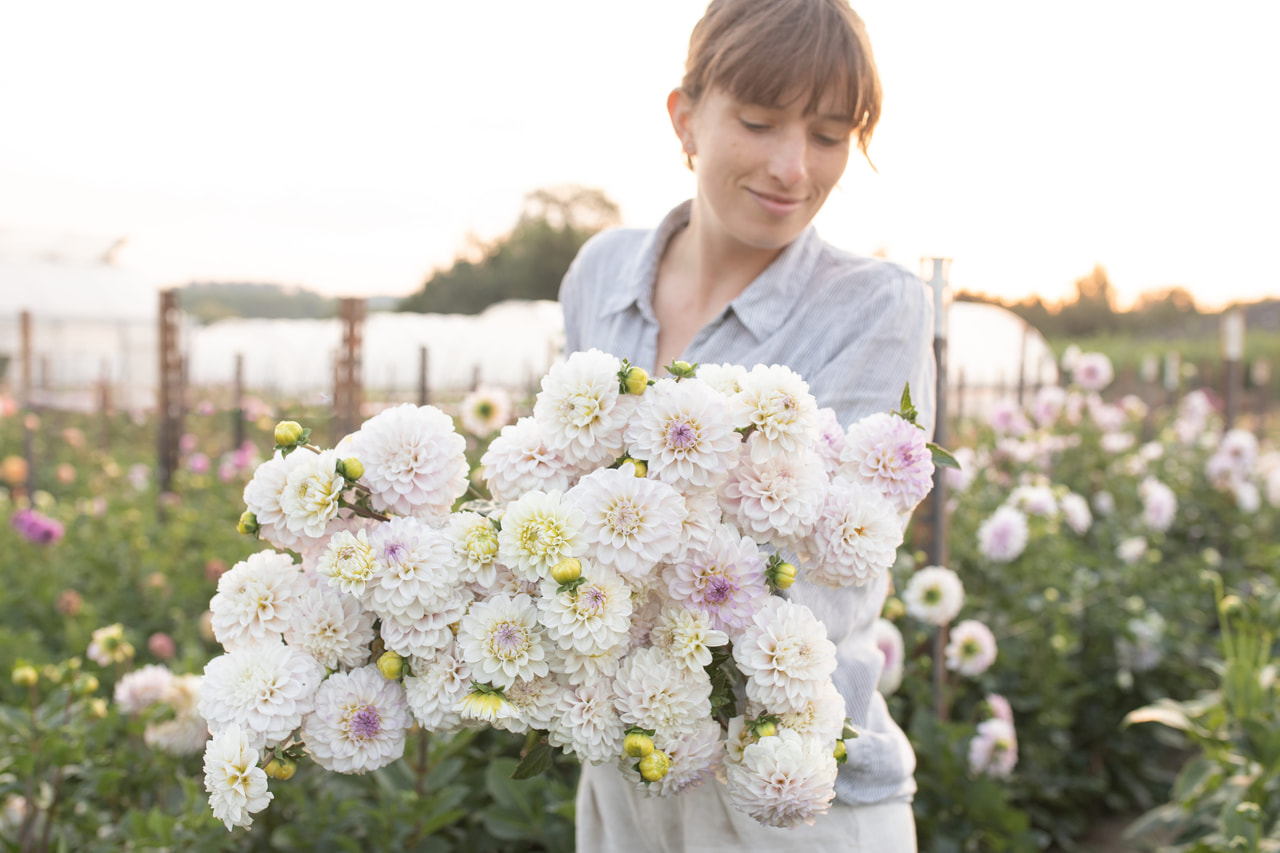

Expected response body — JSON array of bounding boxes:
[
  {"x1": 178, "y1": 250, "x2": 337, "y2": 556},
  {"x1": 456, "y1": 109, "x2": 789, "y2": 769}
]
[{"x1": 747, "y1": 188, "x2": 805, "y2": 217}]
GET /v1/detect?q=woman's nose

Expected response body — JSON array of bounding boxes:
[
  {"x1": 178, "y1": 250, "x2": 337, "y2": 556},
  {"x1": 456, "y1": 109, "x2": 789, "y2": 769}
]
[{"x1": 767, "y1": 130, "x2": 808, "y2": 187}]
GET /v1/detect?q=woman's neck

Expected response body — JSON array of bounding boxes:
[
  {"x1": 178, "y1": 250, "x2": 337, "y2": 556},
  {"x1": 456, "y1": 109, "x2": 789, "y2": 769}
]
[{"x1": 667, "y1": 202, "x2": 785, "y2": 308}]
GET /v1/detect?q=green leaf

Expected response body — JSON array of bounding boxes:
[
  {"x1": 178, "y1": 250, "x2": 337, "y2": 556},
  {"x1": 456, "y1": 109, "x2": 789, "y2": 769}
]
[
  {"x1": 929, "y1": 442, "x2": 960, "y2": 470},
  {"x1": 511, "y1": 739, "x2": 554, "y2": 780}
]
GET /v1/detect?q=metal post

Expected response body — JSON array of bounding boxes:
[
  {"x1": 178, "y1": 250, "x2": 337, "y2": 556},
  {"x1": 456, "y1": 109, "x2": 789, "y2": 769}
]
[
  {"x1": 1253, "y1": 359, "x2": 1270, "y2": 437},
  {"x1": 232, "y1": 353, "x2": 245, "y2": 451},
  {"x1": 418, "y1": 346, "x2": 429, "y2": 406},
  {"x1": 19, "y1": 312, "x2": 35, "y2": 497},
  {"x1": 1221, "y1": 310, "x2": 1245, "y2": 431},
  {"x1": 1163, "y1": 351, "x2": 1181, "y2": 410},
  {"x1": 923, "y1": 256, "x2": 951, "y2": 722},
  {"x1": 1016, "y1": 324, "x2": 1028, "y2": 406},
  {"x1": 157, "y1": 290, "x2": 183, "y2": 499},
  {"x1": 333, "y1": 298, "x2": 366, "y2": 441}
]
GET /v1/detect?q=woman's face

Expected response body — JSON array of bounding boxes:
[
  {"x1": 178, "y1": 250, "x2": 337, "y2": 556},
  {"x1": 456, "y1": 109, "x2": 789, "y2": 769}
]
[{"x1": 674, "y1": 86, "x2": 855, "y2": 252}]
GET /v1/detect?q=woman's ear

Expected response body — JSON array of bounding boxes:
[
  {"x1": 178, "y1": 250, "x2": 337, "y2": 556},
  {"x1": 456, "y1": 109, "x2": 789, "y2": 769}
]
[{"x1": 667, "y1": 88, "x2": 696, "y2": 156}]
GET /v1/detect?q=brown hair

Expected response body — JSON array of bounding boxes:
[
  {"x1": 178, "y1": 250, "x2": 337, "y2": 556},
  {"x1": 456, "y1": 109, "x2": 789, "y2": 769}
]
[{"x1": 682, "y1": 0, "x2": 882, "y2": 156}]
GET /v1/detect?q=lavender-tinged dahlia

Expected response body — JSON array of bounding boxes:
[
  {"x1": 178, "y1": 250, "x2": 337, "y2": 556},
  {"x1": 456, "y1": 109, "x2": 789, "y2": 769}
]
[
  {"x1": 365, "y1": 517, "x2": 460, "y2": 622},
  {"x1": 1072, "y1": 352, "x2": 1114, "y2": 391},
  {"x1": 625, "y1": 378, "x2": 742, "y2": 491},
  {"x1": 209, "y1": 550, "x2": 301, "y2": 651},
  {"x1": 800, "y1": 477, "x2": 903, "y2": 588},
  {"x1": 812, "y1": 407, "x2": 847, "y2": 477},
  {"x1": 347, "y1": 403, "x2": 469, "y2": 518},
  {"x1": 538, "y1": 567, "x2": 633, "y2": 657},
  {"x1": 719, "y1": 444, "x2": 828, "y2": 546},
  {"x1": 841, "y1": 412, "x2": 934, "y2": 515},
  {"x1": 458, "y1": 593, "x2": 551, "y2": 689},
  {"x1": 480, "y1": 417, "x2": 577, "y2": 504},
  {"x1": 874, "y1": 618, "x2": 905, "y2": 695},
  {"x1": 976, "y1": 506, "x2": 1029, "y2": 563},
  {"x1": 303, "y1": 665, "x2": 411, "y2": 773},
  {"x1": 664, "y1": 523, "x2": 769, "y2": 636},
  {"x1": 566, "y1": 465, "x2": 688, "y2": 580},
  {"x1": 378, "y1": 588, "x2": 471, "y2": 659}
]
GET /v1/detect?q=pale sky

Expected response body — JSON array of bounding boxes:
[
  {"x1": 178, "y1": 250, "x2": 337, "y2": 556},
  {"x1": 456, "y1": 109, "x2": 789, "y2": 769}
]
[{"x1": 1, "y1": 1, "x2": 1277, "y2": 310}]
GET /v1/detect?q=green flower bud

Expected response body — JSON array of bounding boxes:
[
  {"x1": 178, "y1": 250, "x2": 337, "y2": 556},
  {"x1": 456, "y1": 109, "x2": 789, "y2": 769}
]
[
  {"x1": 881, "y1": 597, "x2": 905, "y2": 621},
  {"x1": 337, "y1": 457, "x2": 364, "y2": 481},
  {"x1": 638, "y1": 749, "x2": 670, "y2": 782},
  {"x1": 11, "y1": 665, "x2": 37, "y2": 687},
  {"x1": 376, "y1": 650, "x2": 405, "y2": 680},
  {"x1": 264, "y1": 755, "x2": 298, "y2": 780},
  {"x1": 666, "y1": 360, "x2": 697, "y2": 379},
  {"x1": 77, "y1": 674, "x2": 100, "y2": 695},
  {"x1": 551, "y1": 557, "x2": 583, "y2": 585},
  {"x1": 833, "y1": 740, "x2": 847, "y2": 763},
  {"x1": 622, "y1": 366, "x2": 650, "y2": 395},
  {"x1": 274, "y1": 421, "x2": 305, "y2": 447},
  {"x1": 768, "y1": 560, "x2": 797, "y2": 591},
  {"x1": 1220, "y1": 595, "x2": 1243, "y2": 617},
  {"x1": 624, "y1": 732, "x2": 655, "y2": 758},
  {"x1": 237, "y1": 510, "x2": 260, "y2": 536},
  {"x1": 753, "y1": 720, "x2": 777, "y2": 739}
]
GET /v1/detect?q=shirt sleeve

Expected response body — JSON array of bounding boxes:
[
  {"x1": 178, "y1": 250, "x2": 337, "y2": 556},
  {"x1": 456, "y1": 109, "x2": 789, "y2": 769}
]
[{"x1": 557, "y1": 249, "x2": 587, "y2": 357}]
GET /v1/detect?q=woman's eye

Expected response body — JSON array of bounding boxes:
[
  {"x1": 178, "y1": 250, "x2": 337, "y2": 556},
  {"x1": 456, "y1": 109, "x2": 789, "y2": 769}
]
[
  {"x1": 812, "y1": 133, "x2": 844, "y2": 147},
  {"x1": 740, "y1": 120, "x2": 770, "y2": 132}
]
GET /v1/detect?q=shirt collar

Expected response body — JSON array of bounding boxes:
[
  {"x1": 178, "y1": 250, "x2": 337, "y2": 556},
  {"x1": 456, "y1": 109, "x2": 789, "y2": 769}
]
[{"x1": 597, "y1": 200, "x2": 823, "y2": 341}]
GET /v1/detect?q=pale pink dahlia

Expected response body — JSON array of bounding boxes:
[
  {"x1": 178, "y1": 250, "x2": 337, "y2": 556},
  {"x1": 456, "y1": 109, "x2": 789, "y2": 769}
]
[
  {"x1": 663, "y1": 523, "x2": 769, "y2": 635},
  {"x1": 840, "y1": 412, "x2": 934, "y2": 515},
  {"x1": 210, "y1": 550, "x2": 301, "y2": 651},
  {"x1": 612, "y1": 647, "x2": 712, "y2": 741},
  {"x1": 800, "y1": 477, "x2": 903, "y2": 589},
  {"x1": 566, "y1": 465, "x2": 687, "y2": 580},
  {"x1": 347, "y1": 403, "x2": 469, "y2": 518},
  {"x1": 976, "y1": 506, "x2": 1029, "y2": 563},
  {"x1": 624, "y1": 378, "x2": 742, "y2": 490},
  {"x1": 968, "y1": 718, "x2": 1018, "y2": 778},
  {"x1": 719, "y1": 444, "x2": 828, "y2": 546}
]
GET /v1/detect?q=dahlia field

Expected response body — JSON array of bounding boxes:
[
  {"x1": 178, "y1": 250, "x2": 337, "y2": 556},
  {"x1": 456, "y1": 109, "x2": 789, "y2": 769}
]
[{"x1": 2, "y1": 355, "x2": 1278, "y2": 852}]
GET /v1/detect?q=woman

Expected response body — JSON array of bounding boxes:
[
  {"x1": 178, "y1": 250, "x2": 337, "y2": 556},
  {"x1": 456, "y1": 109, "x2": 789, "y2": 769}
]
[{"x1": 559, "y1": 0, "x2": 934, "y2": 850}]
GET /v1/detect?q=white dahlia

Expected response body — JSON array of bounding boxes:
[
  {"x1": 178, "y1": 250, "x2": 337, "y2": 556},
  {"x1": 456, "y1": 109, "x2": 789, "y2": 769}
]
[
  {"x1": 903, "y1": 565, "x2": 965, "y2": 626},
  {"x1": 279, "y1": 449, "x2": 345, "y2": 540},
  {"x1": 734, "y1": 598, "x2": 837, "y2": 714},
  {"x1": 725, "y1": 729, "x2": 837, "y2": 828},
  {"x1": 663, "y1": 523, "x2": 769, "y2": 636},
  {"x1": 303, "y1": 665, "x2": 411, "y2": 774},
  {"x1": 612, "y1": 647, "x2": 712, "y2": 741},
  {"x1": 114, "y1": 664, "x2": 176, "y2": 714},
  {"x1": 968, "y1": 718, "x2": 1018, "y2": 778},
  {"x1": 648, "y1": 605, "x2": 729, "y2": 671},
  {"x1": 624, "y1": 378, "x2": 741, "y2": 490},
  {"x1": 378, "y1": 588, "x2": 471, "y2": 659},
  {"x1": 242, "y1": 451, "x2": 306, "y2": 551},
  {"x1": 316, "y1": 528, "x2": 378, "y2": 597},
  {"x1": 840, "y1": 411, "x2": 934, "y2": 515},
  {"x1": 494, "y1": 673, "x2": 567, "y2": 735},
  {"x1": 728, "y1": 364, "x2": 819, "y2": 463},
  {"x1": 284, "y1": 575, "x2": 377, "y2": 670},
  {"x1": 718, "y1": 444, "x2": 828, "y2": 545},
  {"x1": 1008, "y1": 484, "x2": 1058, "y2": 518},
  {"x1": 635, "y1": 719, "x2": 724, "y2": 797},
  {"x1": 1059, "y1": 492, "x2": 1093, "y2": 535},
  {"x1": 480, "y1": 417, "x2": 577, "y2": 504},
  {"x1": 976, "y1": 506, "x2": 1029, "y2": 563},
  {"x1": 447, "y1": 511, "x2": 504, "y2": 589},
  {"x1": 776, "y1": 678, "x2": 846, "y2": 743},
  {"x1": 566, "y1": 465, "x2": 687, "y2": 579},
  {"x1": 800, "y1": 477, "x2": 903, "y2": 589},
  {"x1": 200, "y1": 641, "x2": 325, "y2": 751},
  {"x1": 537, "y1": 567, "x2": 633, "y2": 656},
  {"x1": 347, "y1": 403, "x2": 469, "y2": 518},
  {"x1": 203, "y1": 723, "x2": 273, "y2": 830},
  {"x1": 458, "y1": 593, "x2": 550, "y2": 688},
  {"x1": 669, "y1": 487, "x2": 723, "y2": 564},
  {"x1": 497, "y1": 490, "x2": 586, "y2": 583},
  {"x1": 693, "y1": 362, "x2": 747, "y2": 396},
  {"x1": 1139, "y1": 477, "x2": 1177, "y2": 533},
  {"x1": 547, "y1": 677, "x2": 625, "y2": 764},
  {"x1": 459, "y1": 385, "x2": 513, "y2": 437},
  {"x1": 365, "y1": 517, "x2": 460, "y2": 621},
  {"x1": 404, "y1": 642, "x2": 471, "y2": 732},
  {"x1": 945, "y1": 619, "x2": 998, "y2": 677},
  {"x1": 551, "y1": 638, "x2": 629, "y2": 685},
  {"x1": 813, "y1": 407, "x2": 847, "y2": 477},
  {"x1": 534, "y1": 349, "x2": 636, "y2": 468},
  {"x1": 210, "y1": 550, "x2": 301, "y2": 651},
  {"x1": 145, "y1": 674, "x2": 209, "y2": 756}
]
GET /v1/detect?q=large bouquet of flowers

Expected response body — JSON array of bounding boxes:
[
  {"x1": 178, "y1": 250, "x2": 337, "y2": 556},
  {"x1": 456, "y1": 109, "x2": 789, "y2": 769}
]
[{"x1": 200, "y1": 350, "x2": 947, "y2": 831}]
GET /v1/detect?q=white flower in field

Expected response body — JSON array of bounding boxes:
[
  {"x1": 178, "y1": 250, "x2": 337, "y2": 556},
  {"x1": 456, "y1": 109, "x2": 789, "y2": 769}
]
[
  {"x1": 1008, "y1": 484, "x2": 1057, "y2": 518},
  {"x1": 378, "y1": 588, "x2": 471, "y2": 659},
  {"x1": 548, "y1": 677, "x2": 626, "y2": 764},
  {"x1": 534, "y1": 349, "x2": 636, "y2": 468},
  {"x1": 203, "y1": 723, "x2": 273, "y2": 830},
  {"x1": 566, "y1": 465, "x2": 688, "y2": 580},
  {"x1": 447, "y1": 511, "x2": 504, "y2": 588},
  {"x1": 903, "y1": 565, "x2": 965, "y2": 626},
  {"x1": 945, "y1": 447, "x2": 978, "y2": 493},
  {"x1": 734, "y1": 598, "x2": 837, "y2": 714},
  {"x1": 458, "y1": 593, "x2": 550, "y2": 688},
  {"x1": 538, "y1": 567, "x2": 633, "y2": 657},
  {"x1": 1072, "y1": 352, "x2": 1114, "y2": 391},
  {"x1": 303, "y1": 666, "x2": 411, "y2": 774},
  {"x1": 210, "y1": 550, "x2": 300, "y2": 651},
  {"x1": 1059, "y1": 492, "x2": 1093, "y2": 535},
  {"x1": 1219, "y1": 428, "x2": 1259, "y2": 469},
  {"x1": 719, "y1": 444, "x2": 828, "y2": 545},
  {"x1": 945, "y1": 620, "x2": 998, "y2": 677},
  {"x1": 200, "y1": 641, "x2": 325, "y2": 751},
  {"x1": 625, "y1": 378, "x2": 741, "y2": 490},
  {"x1": 316, "y1": 528, "x2": 378, "y2": 597},
  {"x1": 632, "y1": 719, "x2": 724, "y2": 797},
  {"x1": 459, "y1": 385, "x2": 513, "y2": 437},
  {"x1": 841, "y1": 411, "x2": 934, "y2": 516},
  {"x1": 498, "y1": 490, "x2": 586, "y2": 583},
  {"x1": 694, "y1": 362, "x2": 747, "y2": 396},
  {"x1": 1093, "y1": 490, "x2": 1116, "y2": 517},
  {"x1": 284, "y1": 575, "x2": 377, "y2": 670},
  {"x1": 1100, "y1": 432, "x2": 1135, "y2": 455},
  {"x1": 279, "y1": 449, "x2": 345, "y2": 539},
  {"x1": 495, "y1": 673, "x2": 566, "y2": 735},
  {"x1": 1139, "y1": 477, "x2": 1177, "y2": 533},
  {"x1": 728, "y1": 364, "x2": 819, "y2": 463},
  {"x1": 649, "y1": 606, "x2": 728, "y2": 671},
  {"x1": 1234, "y1": 479, "x2": 1261, "y2": 513},
  {"x1": 776, "y1": 679, "x2": 845, "y2": 743},
  {"x1": 984, "y1": 692, "x2": 1014, "y2": 724},
  {"x1": 664, "y1": 523, "x2": 769, "y2": 636},
  {"x1": 968, "y1": 718, "x2": 1018, "y2": 779},
  {"x1": 365, "y1": 517, "x2": 460, "y2": 622},
  {"x1": 812, "y1": 407, "x2": 847, "y2": 477},
  {"x1": 1117, "y1": 611, "x2": 1166, "y2": 674},
  {"x1": 347, "y1": 403, "x2": 469, "y2": 518},
  {"x1": 874, "y1": 618, "x2": 905, "y2": 695},
  {"x1": 114, "y1": 664, "x2": 176, "y2": 714},
  {"x1": 725, "y1": 729, "x2": 837, "y2": 828},
  {"x1": 977, "y1": 506, "x2": 1029, "y2": 563},
  {"x1": 242, "y1": 451, "x2": 306, "y2": 550},
  {"x1": 612, "y1": 647, "x2": 713, "y2": 741},
  {"x1": 1031, "y1": 386, "x2": 1066, "y2": 427},
  {"x1": 480, "y1": 417, "x2": 576, "y2": 504},
  {"x1": 1116, "y1": 536, "x2": 1148, "y2": 565},
  {"x1": 404, "y1": 643, "x2": 471, "y2": 732},
  {"x1": 800, "y1": 477, "x2": 903, "y2": 589},
  {"x1": 145, "y1": 674, "x2": 209, "y2": 756}
]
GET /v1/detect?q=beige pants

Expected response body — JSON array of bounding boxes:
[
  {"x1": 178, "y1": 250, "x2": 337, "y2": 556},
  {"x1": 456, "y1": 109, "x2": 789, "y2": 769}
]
[{"x1": 576, "y1": 762, "x2": 917, "y2": 853}]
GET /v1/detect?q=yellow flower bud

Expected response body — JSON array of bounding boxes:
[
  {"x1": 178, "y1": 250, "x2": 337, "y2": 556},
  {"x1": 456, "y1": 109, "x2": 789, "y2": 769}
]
[
  {"x1": 77, "y1": 674, "x2": 100, "y2": 695},
  {"x1": 274, "y1": 421, "x2": 305, "y2": 447},
  {"x1": 237, "y1": 510, "x2": 260, "y2": 536},
  {"x1": 11, "y1": 665, "x2": 37, "y2": 687},
  {"x1": 89, "y1": 698, "x2": 108, "y2": 719},
  {"x1": 769, "y1": 561, "x2": 797, "y2": 591},
  {"x1": 638, "y1": 749, "x2": 670, "y2": 782},
  {"x1": 619, "y1": 457, "x2": 648, "y2": 478},
  {"x1": 337, "y1": 457, "x2": 364, "y2": 481},
  {"x1": 754, "y1": 720, "x2": 777, "y2": 739},
  {"x1": 551, "y1": 557, "x2": 583, "y2": 585},
  {"x1": 882, "y1": 597, "x2": 905, "y2": 621},
  {"x1": 622, "y1": 366, "x2": 650, "y2": 395},
  {"x1": 264, "y1": 756, "x2": 298, "y2": 780},
  {"x1": 624, "y1": 732, "x2": 655, "y2": 758},
  {"x1": 377, "y1": 650, "x2": 405, "y2": 680},
  {"x1": 833, "y1": 740, "x2": 847, "y2": 762}
]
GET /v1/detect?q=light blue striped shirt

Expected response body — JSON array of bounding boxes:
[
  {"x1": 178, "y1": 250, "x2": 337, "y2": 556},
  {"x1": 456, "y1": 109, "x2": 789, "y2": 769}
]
[{"x1": 559, "y1": 200, "x2": 936, "y2": 806}]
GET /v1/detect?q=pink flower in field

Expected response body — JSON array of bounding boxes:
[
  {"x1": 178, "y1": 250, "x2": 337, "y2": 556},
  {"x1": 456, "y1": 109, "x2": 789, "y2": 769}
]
[
  {"x1": 9, "y1": 508, "x2": 64, "y2": 545},
  {"x1": 1031, "y1": 386, "x2": 1066, "y2": 427},
  {"x1": 988, "y1": 398, "x2": 1031, "y2": 437},
  {"x1": 204, "y1": 559, "x2": 228, "y2": 582},
  {"x1": 56, "y1": 464, "x2": 76, "y2": 484},
  {"x1": 976, "y1": 506, "x2": 1028, "y2": 563},
  {"x1": 217, "y1": 461, "x2": 236, "y2": 483},
  {"x1": 148, "y1": 632, "x2": 177, "y2": 660},
  {"x1": 984, "y1": 693, "x2": 1014, "y2": 724},
  {"x1": 198, "y1": 400, "x2": 216, "y2": 416},
  {"x1": 179, "y1": 433, "x2": 198, "y2": 454},
  {"x1": 1071, "y1": 352, "x2": 1114, "y2": 392},
  {"x1": 945, "y1": 620, "x2": 998, "y2": 677},
  {"x1": 56, "y1": 589, "x2": 83, "y2": 616},
  {"x1": 968, "y1": 718, "x2": 1018, "y2": 778}
]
